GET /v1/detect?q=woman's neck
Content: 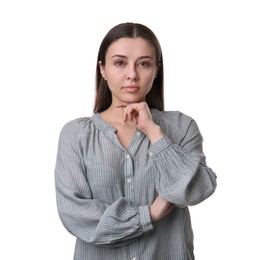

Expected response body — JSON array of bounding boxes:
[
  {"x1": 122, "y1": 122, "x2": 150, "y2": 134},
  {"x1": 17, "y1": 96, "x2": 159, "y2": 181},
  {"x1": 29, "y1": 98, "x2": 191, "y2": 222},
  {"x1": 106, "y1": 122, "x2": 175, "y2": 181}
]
[{"x1": 100, "y1": 104, "x2": 129, "y2": 126}]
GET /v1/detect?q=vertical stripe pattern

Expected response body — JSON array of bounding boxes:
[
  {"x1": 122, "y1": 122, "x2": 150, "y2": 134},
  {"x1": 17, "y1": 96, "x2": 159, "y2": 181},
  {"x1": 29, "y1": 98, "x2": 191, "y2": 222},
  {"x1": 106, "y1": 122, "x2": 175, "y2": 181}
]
[{"x1": 54, "y1": 109, "x2": 217, "y2": 260}]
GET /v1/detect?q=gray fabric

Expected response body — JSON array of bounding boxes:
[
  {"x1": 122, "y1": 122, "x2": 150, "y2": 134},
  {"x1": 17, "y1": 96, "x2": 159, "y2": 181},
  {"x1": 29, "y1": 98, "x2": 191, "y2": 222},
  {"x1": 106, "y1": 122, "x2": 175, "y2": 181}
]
[{"x1": 55, "y1": 109, "x2": 217, "y2": 260}]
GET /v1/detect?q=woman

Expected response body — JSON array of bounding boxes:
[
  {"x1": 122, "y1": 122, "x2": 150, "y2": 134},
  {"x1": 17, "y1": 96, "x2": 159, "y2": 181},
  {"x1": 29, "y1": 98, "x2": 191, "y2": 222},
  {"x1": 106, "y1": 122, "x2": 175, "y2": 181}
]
[{"x1": 55, "y1": 22, "x2": 217, "y2": 260}]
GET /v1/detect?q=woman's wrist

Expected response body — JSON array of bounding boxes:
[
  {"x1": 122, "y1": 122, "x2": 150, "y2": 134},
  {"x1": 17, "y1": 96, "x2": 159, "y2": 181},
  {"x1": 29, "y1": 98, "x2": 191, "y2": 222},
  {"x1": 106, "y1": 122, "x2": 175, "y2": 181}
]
[{"x1": 143, "y1": 123, "x2": 164, "y2": 144}]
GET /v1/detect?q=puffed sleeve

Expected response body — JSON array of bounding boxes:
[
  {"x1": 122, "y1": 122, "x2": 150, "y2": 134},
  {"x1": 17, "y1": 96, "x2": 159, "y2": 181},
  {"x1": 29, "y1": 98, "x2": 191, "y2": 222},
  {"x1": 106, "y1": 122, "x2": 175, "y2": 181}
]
[
  {"x1": 149, "y1": 117, "x2": 217, "y2": 206},
  {"x1": 54, "y1": 120, "x2": 153, "y2": 247}
]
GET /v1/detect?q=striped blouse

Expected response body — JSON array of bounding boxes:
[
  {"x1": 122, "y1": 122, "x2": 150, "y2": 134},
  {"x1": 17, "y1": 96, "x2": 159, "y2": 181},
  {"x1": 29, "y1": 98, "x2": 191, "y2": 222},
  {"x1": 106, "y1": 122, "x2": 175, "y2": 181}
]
[{"x1": 54, "y1": 109, "x2": 217, "y2": 260}]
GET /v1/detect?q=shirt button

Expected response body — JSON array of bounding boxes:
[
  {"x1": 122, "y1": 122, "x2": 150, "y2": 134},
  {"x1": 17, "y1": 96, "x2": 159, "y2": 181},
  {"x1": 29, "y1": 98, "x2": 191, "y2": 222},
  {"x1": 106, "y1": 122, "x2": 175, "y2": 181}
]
[
  {"x1": 149, "y1": 152, "x2": 153, "y2": 156},
  {"x1": 126, "y1": 154, "x2": 130, "y2": 159},
  {"x1": 132, "y1": 257, "x2": 136, "y2": 260},
  {"x1": 127, "y1": 178, "x2": 133, "y2": 184},
  {"x1": 136, "y1": 132, "x2": 141, "y2": 136}
]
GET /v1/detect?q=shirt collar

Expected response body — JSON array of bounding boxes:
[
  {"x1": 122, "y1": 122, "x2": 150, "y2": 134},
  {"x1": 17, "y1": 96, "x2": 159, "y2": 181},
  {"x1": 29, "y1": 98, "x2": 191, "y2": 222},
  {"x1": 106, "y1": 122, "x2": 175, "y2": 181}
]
[{"x1": 92, "y1": 113, "x2": 116, "y2": 133}]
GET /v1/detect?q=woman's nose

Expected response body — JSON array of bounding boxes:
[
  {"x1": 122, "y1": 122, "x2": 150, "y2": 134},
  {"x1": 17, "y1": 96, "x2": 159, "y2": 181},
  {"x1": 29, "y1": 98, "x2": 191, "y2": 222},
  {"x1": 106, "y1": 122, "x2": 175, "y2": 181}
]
[{"x1": 126, "y1": 64, "x2": 138, "y2": 80}]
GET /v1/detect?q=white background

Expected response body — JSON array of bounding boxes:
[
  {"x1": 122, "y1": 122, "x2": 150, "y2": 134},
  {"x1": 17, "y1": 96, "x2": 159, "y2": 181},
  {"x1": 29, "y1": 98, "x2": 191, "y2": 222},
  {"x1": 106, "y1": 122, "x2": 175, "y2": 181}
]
[{"x1": 1, "y1": 0, "x2": 265, "y2": 259}]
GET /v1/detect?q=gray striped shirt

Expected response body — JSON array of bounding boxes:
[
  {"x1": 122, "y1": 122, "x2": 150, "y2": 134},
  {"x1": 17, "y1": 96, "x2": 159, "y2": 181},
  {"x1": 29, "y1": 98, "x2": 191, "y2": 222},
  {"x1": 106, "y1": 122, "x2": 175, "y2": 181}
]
[{"x1": 55, "y1": 109, "x2": 217, "y2": 260}]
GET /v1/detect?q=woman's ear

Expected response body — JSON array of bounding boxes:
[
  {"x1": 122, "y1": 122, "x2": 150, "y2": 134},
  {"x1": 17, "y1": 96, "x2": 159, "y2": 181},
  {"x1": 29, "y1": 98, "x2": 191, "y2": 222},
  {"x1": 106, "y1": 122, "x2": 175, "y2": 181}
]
[{"x1": 98, "y1": 61, "x2": 106, "y2": 80}]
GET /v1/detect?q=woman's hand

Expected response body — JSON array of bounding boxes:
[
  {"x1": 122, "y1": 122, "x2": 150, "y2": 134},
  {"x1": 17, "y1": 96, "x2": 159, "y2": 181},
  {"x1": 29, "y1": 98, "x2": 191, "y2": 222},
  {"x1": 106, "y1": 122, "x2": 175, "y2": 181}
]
[
  {"x1": 121, "y1": 102, "x2": 165, "y2": 144},
  {"x1": 149, "y1": 196, "x2": 175, "y2": 222},
  {"x1": 122, "y1": 102, "x2": 153, "y2": 129}
]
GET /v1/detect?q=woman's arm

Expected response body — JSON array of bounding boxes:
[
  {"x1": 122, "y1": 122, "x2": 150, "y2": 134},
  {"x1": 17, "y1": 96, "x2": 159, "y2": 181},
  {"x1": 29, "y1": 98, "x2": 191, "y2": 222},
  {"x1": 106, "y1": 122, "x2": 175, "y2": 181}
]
[
  {"x1": 54, "y1": 122, "x2": 153, "y2": 247},
  {"x1": 122, "y1": 102, "x2": 217, "y2": 207},
  {"x1": 149, "y1": 119, "x2": 217, "y2": 206}
]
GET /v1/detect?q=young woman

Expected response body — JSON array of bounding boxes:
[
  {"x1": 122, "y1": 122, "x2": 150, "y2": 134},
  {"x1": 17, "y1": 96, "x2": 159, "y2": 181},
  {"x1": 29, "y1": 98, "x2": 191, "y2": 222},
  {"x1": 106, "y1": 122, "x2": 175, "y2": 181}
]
[{"x1": 55, "y1": 22, "x2": 217, "y2": 260}]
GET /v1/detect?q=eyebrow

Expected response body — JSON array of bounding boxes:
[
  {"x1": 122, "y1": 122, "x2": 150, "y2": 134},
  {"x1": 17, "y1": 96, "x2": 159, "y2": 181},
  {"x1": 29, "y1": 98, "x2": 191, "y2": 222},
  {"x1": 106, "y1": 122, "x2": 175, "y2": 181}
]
[{"x1": 111, "y1": 54, "x2": 154, "y2": 60}]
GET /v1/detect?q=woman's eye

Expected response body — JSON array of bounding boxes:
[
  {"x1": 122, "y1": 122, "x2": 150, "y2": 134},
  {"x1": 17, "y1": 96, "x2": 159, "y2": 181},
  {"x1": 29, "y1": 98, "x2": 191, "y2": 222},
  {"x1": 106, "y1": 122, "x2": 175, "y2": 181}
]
[
  {"x1": 115, "y1": 61, "x2": 125, "y2": 66},
  {"x1": 138, "y1": 61, "x2": 150, "y2": 68}
]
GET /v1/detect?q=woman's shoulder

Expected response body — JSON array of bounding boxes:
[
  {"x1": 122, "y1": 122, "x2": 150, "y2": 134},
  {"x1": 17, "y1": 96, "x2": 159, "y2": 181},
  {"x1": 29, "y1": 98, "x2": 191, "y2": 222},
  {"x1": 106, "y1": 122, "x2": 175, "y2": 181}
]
[
  {"x1": 152, "y1": 109, "x2": 193, "y2": 126},
  {"x1": 152, "y1": 109, "x2": 201, "y2": 141},
  {"x1": 59, "y1": 116, "x2": 94, "y2": 140}
]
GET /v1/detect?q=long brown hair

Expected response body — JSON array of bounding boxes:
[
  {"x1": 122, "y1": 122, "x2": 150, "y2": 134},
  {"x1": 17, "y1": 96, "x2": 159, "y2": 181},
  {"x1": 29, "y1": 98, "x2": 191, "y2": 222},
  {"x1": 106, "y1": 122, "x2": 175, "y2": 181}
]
[{"x1": 93, "y1": 22, "x2": 164, "y2": 113}]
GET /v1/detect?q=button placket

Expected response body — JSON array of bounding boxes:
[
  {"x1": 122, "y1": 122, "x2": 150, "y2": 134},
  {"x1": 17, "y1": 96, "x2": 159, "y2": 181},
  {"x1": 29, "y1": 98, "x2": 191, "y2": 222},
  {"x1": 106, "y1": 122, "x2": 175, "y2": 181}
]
[
  {"x1": 126, "y1": 177, "x2": 133, "y2": 183},
  {"x1": 124, "y1": 153, "x2": 134, "y2": 200}
]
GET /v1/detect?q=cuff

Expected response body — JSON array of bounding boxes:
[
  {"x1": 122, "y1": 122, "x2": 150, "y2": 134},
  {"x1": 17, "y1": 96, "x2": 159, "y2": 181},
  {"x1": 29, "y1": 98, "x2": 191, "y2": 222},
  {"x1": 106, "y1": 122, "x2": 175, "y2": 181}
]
[
  {"x1": 148, "y1": 136, "x2": 172, "y2": 158},
  {"x1": 139, "y1": 205, "x2": 153, "y2": 233}
]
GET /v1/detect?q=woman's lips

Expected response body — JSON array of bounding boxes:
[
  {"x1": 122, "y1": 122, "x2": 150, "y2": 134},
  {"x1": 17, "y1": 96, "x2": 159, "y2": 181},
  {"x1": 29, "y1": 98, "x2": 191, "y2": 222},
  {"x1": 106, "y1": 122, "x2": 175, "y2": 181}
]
[{"x1": 122, "y1": 85, "x2": 140, "y2": 93}]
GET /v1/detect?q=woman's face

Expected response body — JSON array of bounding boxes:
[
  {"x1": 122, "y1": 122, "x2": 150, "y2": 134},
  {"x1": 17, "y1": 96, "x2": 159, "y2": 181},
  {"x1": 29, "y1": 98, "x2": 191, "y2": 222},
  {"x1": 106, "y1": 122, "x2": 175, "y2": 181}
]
[{"x1": 99, "y1": 37, "x2": 158, "y2": 107}]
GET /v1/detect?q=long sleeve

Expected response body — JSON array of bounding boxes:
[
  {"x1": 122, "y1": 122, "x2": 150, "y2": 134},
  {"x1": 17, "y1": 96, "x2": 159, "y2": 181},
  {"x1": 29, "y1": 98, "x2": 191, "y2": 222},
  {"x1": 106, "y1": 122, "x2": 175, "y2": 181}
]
[
  {"x1": 149, "y1": 118, "x2": 217, "y2": 206},
  {"x1": 54, "y1": 121, "x2": 153, "y2": 248}
]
